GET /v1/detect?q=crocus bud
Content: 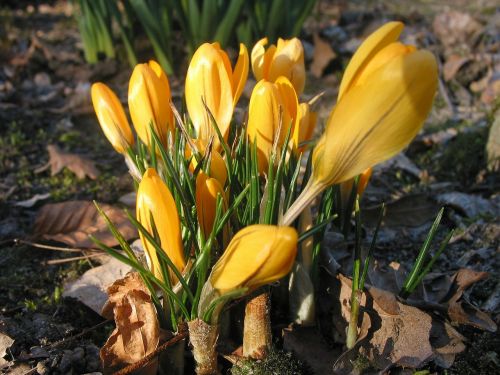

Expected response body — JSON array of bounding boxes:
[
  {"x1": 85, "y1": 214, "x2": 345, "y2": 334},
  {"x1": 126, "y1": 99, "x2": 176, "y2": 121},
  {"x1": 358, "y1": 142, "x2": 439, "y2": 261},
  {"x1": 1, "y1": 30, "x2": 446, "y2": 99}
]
[
  {"x1": 251, "y1": 37, "x2": 305, "y2": 95},
  {"x1": 247, "y1": 77, "x2": 298, "y2": 173},
  {"x1": 294, "y1": 102, "x2": 317, "y2": 152},
  {"x1": 196, "y1": 171, "x2": 227, "y2": 238},
  {"x1": 283, "y1": 22, "x2": 438, "y2": 226},
  {"x1": 137, "y1": 168, "x2": 185, "y2": 282},
  {"x1": 185, "y1": 43, "x2": 248, "y2": 146},
  {"x1": 186, "y1": 139, "x2": 228, "y2": 187},
  {"x1": 91, "y1": 83, "x2": 134, "y2": 154},
  {"x1": 209, "y1": 225, "x2": 298, "y2": 295},
  {"x1": 128, "y1": 60, "x2": 174, "y2": 148}
]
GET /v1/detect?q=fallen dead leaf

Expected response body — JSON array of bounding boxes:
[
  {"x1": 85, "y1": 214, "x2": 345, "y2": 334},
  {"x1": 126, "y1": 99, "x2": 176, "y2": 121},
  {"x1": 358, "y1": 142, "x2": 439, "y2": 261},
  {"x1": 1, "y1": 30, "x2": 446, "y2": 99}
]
[
  {"x1": 433, "y1": 11, "x2": 483, "y2": 49},
  {"x1": 100, "y1": 272, "x2": 159, "y2": 375},
  {"x1": 46, "y1": 144, "x2": 99, "y2": 180},
  {"x1": 443, "y1": 54, "x2": 471, "y2": 81},
  {"x1": 368, "y1": 262, "x2": 497, "y2": 332},
  {"x1": 333, "y1": 274, "x2": 466, "y2": 372},
  {"x1": 34, "y1": 200, "x2": 137, "y2": 248},
  {"x1": 0, "y1": 331, "x2": 14, "y2": 370},
  {"x1": 310, "y1": 33, "x2": 336, "y2": 78},
  {"x1": 436, "y1": 191, "x2": 498, "y2": 218},
  {"x1": 63, "y1": 255, "x2": 133, "y2": 315}
]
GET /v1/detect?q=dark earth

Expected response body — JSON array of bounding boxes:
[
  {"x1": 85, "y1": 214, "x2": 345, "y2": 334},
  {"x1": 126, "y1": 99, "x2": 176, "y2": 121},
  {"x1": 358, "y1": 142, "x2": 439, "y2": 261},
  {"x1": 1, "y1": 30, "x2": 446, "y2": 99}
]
[{"x1": 0, "y1": 1, "x2": 498, "y2": 374}]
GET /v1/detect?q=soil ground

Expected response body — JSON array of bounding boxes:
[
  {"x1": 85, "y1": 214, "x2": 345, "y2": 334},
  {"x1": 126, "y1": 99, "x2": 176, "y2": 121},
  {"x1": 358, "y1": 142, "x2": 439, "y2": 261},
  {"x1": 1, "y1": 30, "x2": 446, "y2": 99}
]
[{"x1": 0, "y1": 1, "x2": 498, "y2": 374}]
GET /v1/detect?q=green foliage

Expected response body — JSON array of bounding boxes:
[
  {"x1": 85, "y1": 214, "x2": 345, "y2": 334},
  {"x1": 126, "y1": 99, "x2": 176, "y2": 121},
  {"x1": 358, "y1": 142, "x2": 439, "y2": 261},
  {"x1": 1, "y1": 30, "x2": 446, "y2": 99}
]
[
  {"x1": 230, "y1": 349, "x2": 309, "y2": 375},
  {"x1": 74, "y1": 0, "x2": 318, "y2": 72}
]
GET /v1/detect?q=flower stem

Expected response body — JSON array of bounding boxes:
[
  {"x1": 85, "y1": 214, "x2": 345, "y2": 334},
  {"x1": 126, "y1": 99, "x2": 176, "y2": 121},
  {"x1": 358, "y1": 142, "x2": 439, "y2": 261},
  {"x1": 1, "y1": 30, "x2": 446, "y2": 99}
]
[
  {"x1": 243, "y1": 291, "x2": 271, "y2": 359},
  {"x1": 282, "y1": 179, "x2": 324, "y2": 226},
  {"x1": 187, "y1": 319, "x2": 218, "y2": 375}
]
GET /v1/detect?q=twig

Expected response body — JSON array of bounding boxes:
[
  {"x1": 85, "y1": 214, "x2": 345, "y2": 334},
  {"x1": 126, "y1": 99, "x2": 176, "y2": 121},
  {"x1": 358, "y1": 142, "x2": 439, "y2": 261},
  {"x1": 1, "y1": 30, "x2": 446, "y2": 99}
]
[
  {"x1": 49, "y1": 319, "x2": 112, "y2": 349},
  {"x1": 13, "y1": 239, "x2": 102, "y2": 253},
  {"x1": 44, "y1": 252, "x2": 104, "y2": 265},
  {"x1": 113, "y1": 329, "x2": 189, "y2": 375}
]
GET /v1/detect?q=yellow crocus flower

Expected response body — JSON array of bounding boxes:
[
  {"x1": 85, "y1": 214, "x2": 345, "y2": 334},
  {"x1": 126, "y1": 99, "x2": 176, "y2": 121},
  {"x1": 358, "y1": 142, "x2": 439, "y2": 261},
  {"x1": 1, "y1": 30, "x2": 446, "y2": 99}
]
[
  {"x1": 294, "y1": 102, "x2": 317, "y2": 152},
  {"x1": 251, "y1": 37, "x2": 305, "y2": 95},
  {"x1": 196, "y1": 171, "x2": 227, "y2": 238},
  {"x1": 91, "y1": 82, "x2": 134, "y2": 154},
  {"x1": 185, "y1": 43, "x2": 249, "y2": 147},
  {"x1": 283, "y1": 22, "x2": 438, "y2": 225},
  {"x1": 136, "y1": 168, "x2": 185, "y2": 282},
  {"x1": 247, "y1": 77, "x2": 298, "y2": 173},
  {"x1": 209, "y1": 225, "x2": 297, "y2": 295},
  {"x1": 128, "y1": 60, "x2": 174, "y2": 149},
  {"x1": 186, "y1": 139, "x2": 228, "y2": 187}
]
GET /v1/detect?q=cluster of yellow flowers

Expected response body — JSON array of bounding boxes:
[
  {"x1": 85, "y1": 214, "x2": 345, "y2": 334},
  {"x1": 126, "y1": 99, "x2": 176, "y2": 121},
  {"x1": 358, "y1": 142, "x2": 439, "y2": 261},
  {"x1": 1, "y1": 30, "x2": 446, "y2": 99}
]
[{"x1": 91, "y1": 21, "x2": 438, "y2": 304}]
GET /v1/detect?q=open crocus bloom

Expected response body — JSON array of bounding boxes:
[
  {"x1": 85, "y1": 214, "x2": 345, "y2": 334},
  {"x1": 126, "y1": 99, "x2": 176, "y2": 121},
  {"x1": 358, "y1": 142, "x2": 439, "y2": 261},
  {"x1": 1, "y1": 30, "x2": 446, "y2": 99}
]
[
  {"x1": 209, "y1": 224, "x2": 297, "y2": 295},
  {"x1": 137, "y1": 168, "x2": 185, "y2": 283},
  {"x1": 251, "y1": 37, "x2": 305, "y2": 95},
  {"x1": 283, "y1": 21, "x2": 438, "y2": 225},
  {"x1": 128, "y1": 60, "x2": 174, "y2": 149},
  {"x1": 185, "y1": 42, "x2": 248, "y2": 147},
  {"x1": 247, "y1": 77, "x2": 299, "y2": 173},
  {"x1": 91, "y1": 82, "x2": 134, "y2": 154}
]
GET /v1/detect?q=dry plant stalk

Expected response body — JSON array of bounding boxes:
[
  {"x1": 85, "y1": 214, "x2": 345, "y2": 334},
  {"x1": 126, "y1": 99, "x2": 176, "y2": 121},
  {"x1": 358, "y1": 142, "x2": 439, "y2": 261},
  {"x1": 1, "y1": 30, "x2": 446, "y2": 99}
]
[
  {"x1": 188, "y1": 319, "x2": 219, "y2": 375},
  {"x1": 243, "y1": 292, "x2": 272, "y2": 358}
]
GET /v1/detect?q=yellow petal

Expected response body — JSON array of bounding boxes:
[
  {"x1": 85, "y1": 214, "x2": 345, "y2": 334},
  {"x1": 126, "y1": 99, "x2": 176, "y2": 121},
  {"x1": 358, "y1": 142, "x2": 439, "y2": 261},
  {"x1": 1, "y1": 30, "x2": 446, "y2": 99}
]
[
  {"x1": 91, "y1": 82, "x2": 134, "y2": 154},
  {"x1": 196, "y1": 171, "x2": 227, "y2": 238},
  {"x1": 232, "y1": 43, "x2": 249, "y2": 106},
  {"x1": 275, "y1": 76, "x2": 299, "y2": 146},
  {"x1": 251, "y1": 37, "x2": 268, "y2": 81},
  {"x1": 210, "y1": 225, "x2": 297, "y2": 294},
  {"x1": 185, "y1": 43, "x2": 234, "y2": 145},
  {"x1": 268, "y1": 38, "x2": 305, "y2": 95},
  {"x1": 247, "y1": 80, "x2": 281, "y2": 173},
  {"x1": 137, "y1": 168, "x2": 185, "y2": 282},
  {"x1": 338, "y1": 21, "x2": 404, "y2": 100},
  {"x1": 314, "y1": 49, "x2": 438, "y2": 187},
  {"x1": 128, "y1": 61, "x2": 173, "y2": 148},
  {"x1": 187, "y1": 139, "x2": 228, "y2": 186},
  {"x1": 293, "y1": 102, "x2": 317, "y2": 152}
]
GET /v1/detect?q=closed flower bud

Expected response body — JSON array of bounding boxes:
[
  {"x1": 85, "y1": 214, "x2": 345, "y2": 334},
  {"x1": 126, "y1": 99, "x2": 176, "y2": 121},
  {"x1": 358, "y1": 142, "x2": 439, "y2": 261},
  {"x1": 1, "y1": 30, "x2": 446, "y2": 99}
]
[
  {"x1": 137, "y1": 168, "x2": 185, "y2": 282},
  {"x1": 251, "y1": 37, "x2": 305, "y2": 95},
  {"x1": 283, "y1": 22, "x2": 438, "y2": 225},
  {"x1": 91, "y1": 83, "x2": 134, "y2": 154},
  {"x1": 209, "y1": 225, "x2": 297, "y2": 295},
  {"x1": 128, "y1": 60, "x2": 174, "y2": 148},
  {"x1": 294, "y1": 102, "x2": 317, "y2": 152},
  {"x1": 247, "y1": 77, "x2": 298, "y2": 173},
  {"x1": 196, "y1": 171, "x2": 227, "y2": 238},
  {"x1": 185, "y1": 43, "x2": 248, "y2": 147},
  {"x1": 186, "y1": 139, "x2": 228, "y2": 187}
]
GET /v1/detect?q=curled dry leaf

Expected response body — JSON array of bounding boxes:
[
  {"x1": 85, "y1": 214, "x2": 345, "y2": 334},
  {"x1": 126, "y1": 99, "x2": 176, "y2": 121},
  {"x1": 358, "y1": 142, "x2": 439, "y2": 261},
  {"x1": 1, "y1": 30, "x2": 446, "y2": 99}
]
[
  {"x1": 34, "y1": 200, "x2": 137, "y2": 248},
  {"x1": 46, "y1": 144, "x2": 99, "y2": 180},
  {"x1": 433, "y1": 11, "x2": 483, "y2": 49},
  {"x1": 100, "y1": 272, "x2": 159, "y2": 375},
  {"x1": 367, "y1": 262, "x2": 497, "y2": 332},
  {"x1": 310, "y1": 33, "x2": 336, "y2": 78},
  {"x1": 333, "y1": 274, "x2": 466, "y2": 373}
]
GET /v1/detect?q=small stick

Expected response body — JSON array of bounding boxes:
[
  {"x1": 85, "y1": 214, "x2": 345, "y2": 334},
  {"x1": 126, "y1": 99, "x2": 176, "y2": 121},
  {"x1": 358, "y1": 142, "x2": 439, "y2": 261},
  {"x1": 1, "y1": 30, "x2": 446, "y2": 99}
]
[
  {"x1": 13, "y1": 239, "x2": 102, "y2": 253},
  {"x1": 44, "y1": 253, "x2": 104, "y2": 265}
]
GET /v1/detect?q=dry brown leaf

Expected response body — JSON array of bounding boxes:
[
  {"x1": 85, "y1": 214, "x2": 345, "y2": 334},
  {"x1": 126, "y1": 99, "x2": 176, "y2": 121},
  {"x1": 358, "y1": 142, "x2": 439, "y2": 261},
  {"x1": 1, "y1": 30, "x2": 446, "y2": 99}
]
[
  {"x1": 433, "y1": 11, "x2": 483, "y2": 49},
  {"x1": 34, "y1": 200, "x2": 137, "y2": 248},
  {"x1": 443, "y1": 54, "x2": 471, "y2": 81},
  {"x1": 368, "y1": 263, "x2": 497, "y2": 332},
  {"x1": 47, "y1": 144, "x2": 99, "y2": 180},
  {"x1": 334, "y1": 274, "x2": 466, "y2": 372},
  {"x1": 63, "y1": 255, "x2": 133, "y2": 315},
  {"x1": 310, "y1": 33, "x2": 336, "y2": 78},
  {"x1": 100, "y1": 273, "x2": 159, "y2": 375}
]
